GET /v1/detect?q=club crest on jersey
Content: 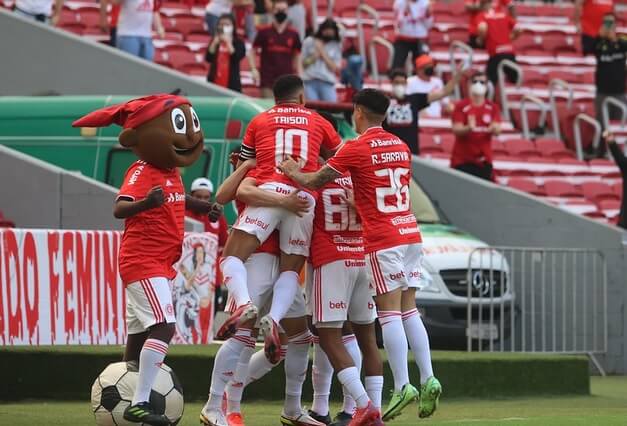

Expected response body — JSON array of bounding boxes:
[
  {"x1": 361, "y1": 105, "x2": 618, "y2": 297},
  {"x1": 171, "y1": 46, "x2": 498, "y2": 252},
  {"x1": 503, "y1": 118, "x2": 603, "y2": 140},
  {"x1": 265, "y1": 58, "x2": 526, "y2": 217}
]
[{"x1": 483, "y1": 114, "x2": 492, "y2": 123}]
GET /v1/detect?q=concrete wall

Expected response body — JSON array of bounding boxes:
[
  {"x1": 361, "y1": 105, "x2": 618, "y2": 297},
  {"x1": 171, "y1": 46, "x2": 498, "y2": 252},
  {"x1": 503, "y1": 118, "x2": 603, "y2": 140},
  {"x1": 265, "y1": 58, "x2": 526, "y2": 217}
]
[
  {"x1": 412, "y1": 157, "x2": 627, "y2": 374},
  {"x1": 0, "y1": 145, "x2": 203, "y2": 231},
  {"x1": 0, "y1": 9, "x2": 236, "y2": 97}
]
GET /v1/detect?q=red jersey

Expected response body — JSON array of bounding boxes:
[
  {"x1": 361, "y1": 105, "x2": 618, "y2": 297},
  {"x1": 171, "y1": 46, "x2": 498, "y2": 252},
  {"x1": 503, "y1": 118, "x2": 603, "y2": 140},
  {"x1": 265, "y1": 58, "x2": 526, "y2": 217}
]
[
  {"x1": 185, "y1": 210, "x2": 228, "y2": 248},
  {"x1": 466, "y1": 0, "x2": 510, "y2": 36},
  {"x1": 581, "y1": 0, "x2": 614, "y2": 37},
  {"x1": 326, "y1": 127, "x2": 422, "y2": 254},
  {"x1": 451, "y1": 99, "x2": 500, "y2": 168},
  {"x1": 310, "y1": 174, "x2": 364, "y2": 268},
  {"x1": 241, "y1": 104, "x2": 342, "y2": 189},
  {"x1": 479, "y1": 8, "x2": 516, "y2": 56},
  {"x1": 253, "y1": 25, "x2": 302, "y2": 88},
  {"x1": 213, "y1": 42, "x2": 231, "y2": 88},
  {"x1": 117, "y1": 160, "x2": 186, "y2": 284}
]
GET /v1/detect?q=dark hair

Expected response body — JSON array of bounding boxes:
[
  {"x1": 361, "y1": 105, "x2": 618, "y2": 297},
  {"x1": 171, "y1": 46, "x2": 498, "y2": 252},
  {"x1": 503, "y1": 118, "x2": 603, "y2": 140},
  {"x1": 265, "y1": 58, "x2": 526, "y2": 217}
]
[
  {"x1": 315, "y1": 18, "x2": 340, "y2": 42},
  {"x1": 317, "y1": 111, "x2": 339, "y2": 131},
  {"x1": 469, "y1": 69, "x2": 487, "y2": 81},
  {"x1": 353, "y1": 88, "x2": 390, "y2": 117},
  {"x1": 192, "y1": 245, "x2": 206, "y2": 270},
  {"x1": 389, "y1": 68, "x2": 408, "y2": 80},
  {"x1": 217, "y1": 14, "x2": 238, "y2": 38},
  {"x1": 273, "y1": 74, "x2": 304, "y2": 101}
]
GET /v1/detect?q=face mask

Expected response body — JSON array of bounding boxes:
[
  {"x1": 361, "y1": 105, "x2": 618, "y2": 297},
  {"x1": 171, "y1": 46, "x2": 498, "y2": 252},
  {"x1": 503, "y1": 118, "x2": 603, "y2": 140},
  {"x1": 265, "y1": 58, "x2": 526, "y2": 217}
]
[
  {"x1": 222, "y1": 25, "x2": 233, "y2": 35},
  {"x1": 321, "y1": 35, "x2": 335, "y2": 42},
  {"x1": 470, "y1": 81, "x2": 487, "y2": 96},
  {"x1": 274, "y1": 11, "x2": 288, "y2": 24},
  {"x1": 423, "y1": 67, "x2": 435, "y2": 76},
  {"x1": 392, "y1": 84, "x2": 406, "y2": 99}
]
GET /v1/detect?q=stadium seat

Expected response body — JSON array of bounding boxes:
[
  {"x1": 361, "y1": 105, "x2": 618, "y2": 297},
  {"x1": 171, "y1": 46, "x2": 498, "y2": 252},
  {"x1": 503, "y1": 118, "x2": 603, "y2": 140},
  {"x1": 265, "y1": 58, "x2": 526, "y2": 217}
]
[
  {"x1": 77, "y1": 9, "x2": 101, "y2": 28},
  {"x1": 60, "y1": 22, "x2": 86, "y2": 35},
  {"x1": 508, "y1": 178, "x2": 546, "y2": 196},
  {"x1": 543, "y1": 180, "x2": 582, "y2": 198},
  {"x1": 187, "y1": 33, "x2": 211, "y2": 44},
  {"x1": 505, "y1": 139, "x2": 541, "y2": 157},
  {"x1": 180, "y1": 62, "x2": 208, "y2": 76},
  {"x1": 492, "y1": 140, "x2": 509, "y2": 157},
  {"x1": 581, "y1": 181, "x2": 620, "y2": 203},
  {"x1": 535, "y1": 138, "x2": 575, "y2": 159}
]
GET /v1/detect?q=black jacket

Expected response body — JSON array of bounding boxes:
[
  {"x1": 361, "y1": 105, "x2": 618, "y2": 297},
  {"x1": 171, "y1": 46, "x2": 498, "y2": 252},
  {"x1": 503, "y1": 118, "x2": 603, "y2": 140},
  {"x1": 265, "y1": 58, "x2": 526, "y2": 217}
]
[
  {"x1": 205, "y1": 38, "x2": 246, "y2": 92},
  {"x1": 608, "y1": 141, "x2": 627, "y2": 229}
]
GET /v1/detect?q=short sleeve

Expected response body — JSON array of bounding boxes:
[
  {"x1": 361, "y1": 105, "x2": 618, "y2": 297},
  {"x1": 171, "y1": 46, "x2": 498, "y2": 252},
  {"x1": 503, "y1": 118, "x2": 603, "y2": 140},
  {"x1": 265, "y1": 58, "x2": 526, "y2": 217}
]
[
  {"x1": 326, "y1": 141, "x2": 362, "y2": 174},
  {"x1": 452, "y1": 102, "x2": 466, "y2": 124},
  {"x1": 240, "y1": 117, "x2": 258, "y2": 159},
  {"x1": 409, "y1": 93, "x2": 430, "y2": 111},
  {"x1": 320, "y1": 116, "x2": 342, "y2": 152},
  {"x1": 117, "y1": 162, "x2": 153, "y2": 201}
]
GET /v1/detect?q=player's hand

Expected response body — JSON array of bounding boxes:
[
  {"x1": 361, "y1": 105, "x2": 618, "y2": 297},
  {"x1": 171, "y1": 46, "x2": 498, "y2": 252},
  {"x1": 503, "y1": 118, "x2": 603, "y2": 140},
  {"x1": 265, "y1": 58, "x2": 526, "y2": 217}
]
[
  {"x1": 145, "y1": 186, "x2": 165, "y2": 209},
  {"x1": 281, "y1": 190, "x2": 310, "y2": 217},
  {"x1": 207, "y1": 202, "x2": 223, "y2": 222},
  {"x1": 278, "y1": 158, "x2": 300, "y2": 177},
  {"x1": 468, "y1": 115, "x2": 477, "y2": 132},
  {"x1": 604, "y1": 130, "x2": 616, "y2": 144},
  {"x1": 340, "y1": 189, "x2": 356, "y2": 208}
]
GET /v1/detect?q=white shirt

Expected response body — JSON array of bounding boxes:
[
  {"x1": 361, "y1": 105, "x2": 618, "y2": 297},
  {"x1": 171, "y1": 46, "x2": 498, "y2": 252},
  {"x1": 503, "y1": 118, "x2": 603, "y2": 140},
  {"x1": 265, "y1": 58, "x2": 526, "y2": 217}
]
[
  {"x1": 393, "y1": 0, "x2": 433, "y2": 39},
  {"x1": 15, "y1": 0, "x2": 53, "y2": 16},
  {"x1": 117, "y1": 0, "x2": 154, "y2": 37},
  {"x1": 205, "y1": 0, "x2": 231, "y2": 16},
  {"x1": 406, "y1": 75, "x2": 448, "y2": 117}
]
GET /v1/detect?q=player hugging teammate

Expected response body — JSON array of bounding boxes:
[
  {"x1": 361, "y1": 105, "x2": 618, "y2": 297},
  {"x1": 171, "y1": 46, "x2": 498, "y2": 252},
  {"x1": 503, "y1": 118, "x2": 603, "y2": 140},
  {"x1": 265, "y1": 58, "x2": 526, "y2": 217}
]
[{"x1": 199, "y1": 76, "x2": 441, "y2": 426}]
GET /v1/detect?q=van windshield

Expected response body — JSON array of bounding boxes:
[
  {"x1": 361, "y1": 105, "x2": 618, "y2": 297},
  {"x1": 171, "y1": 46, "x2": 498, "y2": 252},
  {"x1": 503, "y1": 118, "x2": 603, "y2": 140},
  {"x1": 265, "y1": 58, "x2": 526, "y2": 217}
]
[{"x1": 409, "y1": 179, "x2": 446, "y2": 224}]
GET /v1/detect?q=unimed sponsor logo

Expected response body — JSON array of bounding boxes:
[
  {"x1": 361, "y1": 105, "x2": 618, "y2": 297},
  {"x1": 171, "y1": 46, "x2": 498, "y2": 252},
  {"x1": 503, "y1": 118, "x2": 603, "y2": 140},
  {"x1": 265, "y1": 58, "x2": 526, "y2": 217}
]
[
  {"x1": 329, "y1": 301, "x2": 347, "y2": 310},
  {"x1": 389, "y1": 271, "x2": 405, "y2": 281},
  {"x1": 244, "y1": 216, "x2": 270, "y2": 230},
  {"x1": 344, "y1": 259, "x2": 366, "y2": 267}
]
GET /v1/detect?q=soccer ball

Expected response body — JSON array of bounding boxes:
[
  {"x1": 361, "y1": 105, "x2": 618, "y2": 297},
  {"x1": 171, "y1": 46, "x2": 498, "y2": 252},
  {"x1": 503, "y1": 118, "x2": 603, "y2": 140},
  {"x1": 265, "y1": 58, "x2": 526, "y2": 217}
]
[{"x1": 91, "y1": 361, "x2": 184, "y2": 426}]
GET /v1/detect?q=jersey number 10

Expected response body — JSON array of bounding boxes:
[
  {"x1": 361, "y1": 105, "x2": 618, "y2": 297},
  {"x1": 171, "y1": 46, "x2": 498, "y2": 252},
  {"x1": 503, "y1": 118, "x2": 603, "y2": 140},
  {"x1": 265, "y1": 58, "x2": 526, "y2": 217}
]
[{"x1": 275, "y1": 129, "x2": 309, "y2": 166}]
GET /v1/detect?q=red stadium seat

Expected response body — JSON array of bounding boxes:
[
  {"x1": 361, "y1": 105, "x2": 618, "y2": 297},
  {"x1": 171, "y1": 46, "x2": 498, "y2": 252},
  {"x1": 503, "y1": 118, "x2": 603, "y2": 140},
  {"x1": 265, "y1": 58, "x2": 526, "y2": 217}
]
[
  {"x1": 543, "y1": 180, "x2": 582, "y2": 198},
  {"x1": 508, "y1": 178, "x2": 546, "y2": 196},
  {"x1": 187, "y1": 33, "x2": 211, "y2": 44},
  {"x1": 581, "y1": 181, "x2": 620, "y2": 203},
  {"x1": 58, "y1": 8, "x2": 79, "y2": 25},
  {"x1": 492, "y1": 140, "x2": 509, "y2": 157},
  {"x1": 535, "y1": 138, "x2": 575, "y2": 159},
  {"x1": 164, "y1": 49, "x2": 198, "y2": 68},
  {"x1": 60, "y1": 22, "x2": 86, "y2": 35},
  {"x1": 420, "y1": 134, "x2": 444, "y2": 155},
  {"x1": 179, "y1": 62, "x2": 208, "y2": 76},
  {"x1": 504, "y1": 139, "x2": 541, "y2": 157},
  {"x1": 598, "y1": 199, "x2": 621, "y2": 211},
  {"x1": 612, "y1": 182, "x2": 623, "y2": 198},
  {"x1": 77, "y1": 9, "x2": 101, "y2": 28}
]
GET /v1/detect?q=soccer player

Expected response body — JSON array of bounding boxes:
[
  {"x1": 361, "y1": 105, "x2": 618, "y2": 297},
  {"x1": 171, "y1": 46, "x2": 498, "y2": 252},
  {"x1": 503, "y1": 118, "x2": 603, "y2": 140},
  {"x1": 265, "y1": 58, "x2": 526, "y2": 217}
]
[
  {"x1": 217, "y1": 74, "x2": 341, "y2": 363},
  {"x1": 304, "y1": 170, "x2": 384, "y2": 426},
  {"x1": 279, "y1": 88, "x2": 442, "y2": 421}
]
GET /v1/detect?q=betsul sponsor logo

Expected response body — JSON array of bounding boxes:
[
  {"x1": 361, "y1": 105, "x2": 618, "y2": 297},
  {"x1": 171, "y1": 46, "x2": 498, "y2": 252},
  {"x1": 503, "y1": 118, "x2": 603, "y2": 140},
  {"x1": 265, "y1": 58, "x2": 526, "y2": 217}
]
[
  {"x1": 289, "y1": 238, "x2": 307, "y2": 247},
  {"x1": 244, "y1": 216, "x2": 270, "y2": 230},
  {"x1": 389, "y1": 271, "x2": 405, "y2": 281},
  {"x1": 329, "y1": 301, "x2": 347, "y2": 310}
]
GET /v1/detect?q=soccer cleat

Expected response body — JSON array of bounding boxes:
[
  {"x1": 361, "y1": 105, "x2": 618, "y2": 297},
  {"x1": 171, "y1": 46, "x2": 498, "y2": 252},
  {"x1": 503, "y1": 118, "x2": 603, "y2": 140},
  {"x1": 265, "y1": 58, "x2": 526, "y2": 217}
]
[
  {"x1": 280, "y1": 411, "x2": 327, "y2": 426},
  {"x1": 418, "y1": 376, "x2": 442, "y2": 418},
  {"x1": 308, "y1": 409, "x2": 332, "y2": 425},
  {"x1": 200, "y1": 404, "x2": 228, "y2": 426},
  {"x1": 226, "y1": 412, "x2": 246, "y2": 426},
  {"x1": 348, "y1": 402, "x2": 382, "y2": 426},
  {"x1": 123, "y1": 402, "x2": 170, "y2": 425},
  {"x1": 216, "y1": 303, "x2": 258, "y2": 340},
  {"x1": 259, "y1": 315, "x2": 282, "y2": 364},
  {"x1": 329, "y1": 410, "x2": 353, "y2": 426},
  {"x1": 382, "y1": 383, "x2": 419, "y2": 421}
]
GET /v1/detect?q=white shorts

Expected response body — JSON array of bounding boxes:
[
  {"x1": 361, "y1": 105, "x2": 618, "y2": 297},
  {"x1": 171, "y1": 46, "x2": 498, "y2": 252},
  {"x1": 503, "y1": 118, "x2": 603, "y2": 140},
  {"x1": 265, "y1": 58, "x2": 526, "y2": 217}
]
[
  {"x1": 308, "y1": 260, "x2": 377, "y2": 326},
  {"x1": 366, "y1": 243, "x2": 423, "y2": 296},
  {"x1": 233, "y1": 182, "x2": 316, "y2": 256},
  {"x1": 226, "y1": 253, "x2": 306, "y2": 326},
  {"x1": 126, "y1": 277, "x2": 176, "y2": 334}
]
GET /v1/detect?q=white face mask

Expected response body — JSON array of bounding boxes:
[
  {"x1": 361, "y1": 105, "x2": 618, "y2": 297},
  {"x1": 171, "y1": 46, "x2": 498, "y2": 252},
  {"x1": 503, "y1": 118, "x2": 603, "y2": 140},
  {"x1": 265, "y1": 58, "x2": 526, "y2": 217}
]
[
  {"x1": 392, "y1": 84, "x2": 406, "y2": 99},
  {"x1": 470, "y1": 81, "x2": 487, "y2": 96},
  {"x1": 222, "y1": 25, "x2": 234, "y2": 36}
]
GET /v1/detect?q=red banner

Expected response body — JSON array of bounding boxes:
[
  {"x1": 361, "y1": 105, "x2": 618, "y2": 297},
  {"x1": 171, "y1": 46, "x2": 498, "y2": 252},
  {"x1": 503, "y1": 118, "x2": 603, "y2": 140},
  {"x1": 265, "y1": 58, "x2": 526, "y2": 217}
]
[{"x1": 0, "y1": 229, "x2": 217, "y2": 346}]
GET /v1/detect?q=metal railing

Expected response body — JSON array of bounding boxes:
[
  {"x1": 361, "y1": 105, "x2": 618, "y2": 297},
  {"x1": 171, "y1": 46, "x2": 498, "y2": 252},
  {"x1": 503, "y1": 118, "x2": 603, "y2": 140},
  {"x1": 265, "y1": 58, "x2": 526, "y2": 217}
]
[
  {"x1": 368, "y1": 36, "x2": 394, "y2": 83},
  {"x1": 573, "y1": 113, "x2": 602, "y2": 161},
  {"x1": 602, "y1": 96, "x2": 627, "y2": 130},
  {"x1": 356, "y1": 3, "x2": 379, "y2": 72},
  {"x1": 548, "y1": 78, "x2": 574, "y2": 142},
  {"x1": 497, "y1": 59, "x2": 523, "y2": 122},
  {"x1": 448, "y1": 41, "x2": 473, "y2": 100},
  {"x1": 520, "y1": 94, "x2": 548, "y2": 140},
  {"x1": 466, "y1": 247, "x2": 608, "y2": 375}
]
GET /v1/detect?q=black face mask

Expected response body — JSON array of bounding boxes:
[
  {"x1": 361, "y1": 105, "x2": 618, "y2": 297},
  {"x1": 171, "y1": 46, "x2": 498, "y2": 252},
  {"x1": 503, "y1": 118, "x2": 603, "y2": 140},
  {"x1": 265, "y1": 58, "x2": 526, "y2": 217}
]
[
  {"x1": 275, "y1": 11, "x2": 288, "y2": 24},
  {"x1": 423, "y1": 67, "x2": 435, "y2": 76},
  {"x1": 321, "y1": 35, "x2": 335, "y2": 42}
]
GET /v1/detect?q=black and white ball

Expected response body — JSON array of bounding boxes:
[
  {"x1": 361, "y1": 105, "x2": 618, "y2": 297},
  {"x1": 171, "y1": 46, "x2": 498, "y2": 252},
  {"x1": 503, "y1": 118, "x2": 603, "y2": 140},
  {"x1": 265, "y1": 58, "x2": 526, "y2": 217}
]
[{"x1": 91, "y1": 361, "x2": 184, "y2": 425}]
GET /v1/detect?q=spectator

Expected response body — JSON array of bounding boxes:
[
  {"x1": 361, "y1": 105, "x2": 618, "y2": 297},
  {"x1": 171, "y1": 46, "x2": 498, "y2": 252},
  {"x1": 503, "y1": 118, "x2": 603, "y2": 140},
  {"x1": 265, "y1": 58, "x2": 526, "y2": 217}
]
[
  {"x1": 252, "y1": 0, "x2": 302, "y2": 98},
  {"x1": 232, "y1": 0, "x2": 256, "y2": 40},
  {"x1": 186, "y1": 178, "x2": 229, "y2": 250},
  {"x1": 205, "y1": 0, "x2": 232, "y2": 36},
  {"x1": 115, "y1": 0, "x2": 164, "y2": 61},
  {"x1": 593, "y1": 13, "x2": 627, "y2": 124},
  {"x1": 606, "y1": 131, "x2": 627, "y2": 229},
  {"x1": 451, "y1": 70, "x2": 501, "y2": 181},
  {"x1": 575, "y1": 0, "x2": 614, "y2": 56},
  {"x1": 99, "y1": 0, "x2": 121, "y2": 46},
  {"x1": 13, "y1": 0, "x2": 63, "y2": 24},
  {"x1": 287, "y1": 0, "x2": 306, "y2": 41},
  {"x1": 465, "y1": 0, "x2": 490, "y2": 48},
  {"x1": 384, "y1": 67, "x2": 462, "y2": 154},
  {"x1": 205, "y1": 14, "x2": 249, "y2": 92},
  {"x1": 340, "y1": 43, "x2": 364, "y2": 101},
  {"x1": 477, "y1": 0, "x2": 520, "y2": 86},
  {"x1": 406, "y1": 54, "x2": 452, "y2": 118},
  {"x1": 301, "y1": 18, "x2": 342, "y2": 102},
  {"x1": 392, "y1": 0, "x2": 432, "y2": 70}
]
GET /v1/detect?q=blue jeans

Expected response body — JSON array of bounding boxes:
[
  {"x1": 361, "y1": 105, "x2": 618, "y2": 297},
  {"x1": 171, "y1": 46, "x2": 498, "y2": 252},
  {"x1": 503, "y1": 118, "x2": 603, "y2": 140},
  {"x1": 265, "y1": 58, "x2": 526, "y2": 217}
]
[
  {"x1": 116, "y1": 35, "x2": 154, "y2": 61},
  {"x1": 341, "y1": 54, "x2": 364, "y2": 90},
  {"x1": 205, "y1": 13, "x2": 219, "y2": 36},
  {"x1": 304, "y1": 79, "x2": 337, "y2": 102}
]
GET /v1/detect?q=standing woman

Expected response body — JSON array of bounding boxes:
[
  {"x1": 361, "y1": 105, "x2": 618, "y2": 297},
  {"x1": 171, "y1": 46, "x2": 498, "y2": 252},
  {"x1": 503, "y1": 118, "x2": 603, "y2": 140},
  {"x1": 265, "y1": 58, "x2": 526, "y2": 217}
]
[
  {"x1": 301, "y1": 18, "x2": 342, "y2": 102},
  {"x1": 205, "y1": 14, "x2": 247, "y2": 92}
]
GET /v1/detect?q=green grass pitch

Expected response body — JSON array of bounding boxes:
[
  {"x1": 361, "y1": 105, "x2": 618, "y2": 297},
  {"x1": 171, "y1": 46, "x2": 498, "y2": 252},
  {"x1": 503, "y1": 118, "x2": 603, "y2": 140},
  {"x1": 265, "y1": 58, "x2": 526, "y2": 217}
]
[{"x1": 1, "y1": 376, "x2": 626, "y2": 425}]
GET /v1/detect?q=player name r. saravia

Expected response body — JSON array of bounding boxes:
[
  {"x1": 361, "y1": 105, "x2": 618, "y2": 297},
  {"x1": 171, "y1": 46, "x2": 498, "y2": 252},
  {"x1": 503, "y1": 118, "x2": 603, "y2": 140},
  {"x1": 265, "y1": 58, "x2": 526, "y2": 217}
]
[{"x1": 371, "y1": 151, "x2": 409, "y2": 165}]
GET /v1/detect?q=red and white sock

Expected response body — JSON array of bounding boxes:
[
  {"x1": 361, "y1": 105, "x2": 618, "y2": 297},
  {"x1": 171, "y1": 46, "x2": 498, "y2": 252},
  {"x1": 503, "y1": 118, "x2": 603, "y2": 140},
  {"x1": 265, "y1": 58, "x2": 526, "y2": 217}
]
[
  {"x1": 365, "y1": 375, "x2": 384, "y2": 410},
  {"x1": 221, "y1": 256, "x2": 251, "y2": 307},
  {"x1": 311, "y1": 337, "x2": 333, "y2": 416},
  {"x1": 337, "y1": 367, "x2": 369, "y2": 409},
  {"x1": 284, "y1": 330, "x2": 313, "y2": 417},
  {"x1": 379, "y1": 310, "x2": 410, "y2": 391},
  {"x1": 268, "y1": 271, "x2": 300, "y2": 323},
  {"x1": 402, "y1": 308, "x2": 433, "y2": 385},
  {"x1": 132, "y1": 338, "x2": 168, "y2": 405}
]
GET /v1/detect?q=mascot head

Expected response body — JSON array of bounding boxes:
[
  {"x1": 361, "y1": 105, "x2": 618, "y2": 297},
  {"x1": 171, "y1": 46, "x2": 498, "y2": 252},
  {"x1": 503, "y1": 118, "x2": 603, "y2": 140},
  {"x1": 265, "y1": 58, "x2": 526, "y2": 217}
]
[{"x1": 73, "y1": 94, "x2": 204, "y2": 169}]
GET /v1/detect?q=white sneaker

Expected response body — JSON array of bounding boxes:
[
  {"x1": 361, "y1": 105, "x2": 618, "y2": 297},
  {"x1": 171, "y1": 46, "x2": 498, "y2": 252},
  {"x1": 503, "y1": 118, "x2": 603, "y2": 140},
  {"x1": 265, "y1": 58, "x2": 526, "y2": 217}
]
[
  {"x1": 280, "y1": 411, "x2": 326, "y2": 426},
  {"x1": 200, "y1": 403, "x2": 228, "y2": 426}
]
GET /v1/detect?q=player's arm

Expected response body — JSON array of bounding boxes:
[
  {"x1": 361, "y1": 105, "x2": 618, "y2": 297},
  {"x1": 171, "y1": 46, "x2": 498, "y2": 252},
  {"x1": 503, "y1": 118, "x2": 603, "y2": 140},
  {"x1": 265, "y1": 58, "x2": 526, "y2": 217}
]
[
  {"x1": 113, "y1": 186, "x2": 164, "y2": 219},
  {"x1": 427, "y1": 66, "x2": 463, "y2": 104},
  {"x1": 236, "y1": 177, "x2": 310, "y2": 216},
  {"x1": 215, "y1": 159, "x2": 257, "y2": 204},
  {"x1": 278, "y1": 159, "x2": 341, "y2": 190}
]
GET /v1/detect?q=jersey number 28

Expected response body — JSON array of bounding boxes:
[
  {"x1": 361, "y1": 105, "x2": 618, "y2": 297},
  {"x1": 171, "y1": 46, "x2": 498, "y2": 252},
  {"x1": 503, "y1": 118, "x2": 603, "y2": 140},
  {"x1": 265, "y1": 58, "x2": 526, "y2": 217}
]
[{"x1": 375, "y1": 168, "x2": 410, "y2": 213}]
